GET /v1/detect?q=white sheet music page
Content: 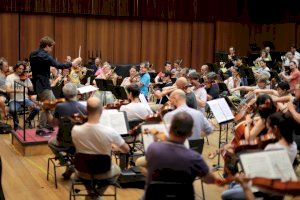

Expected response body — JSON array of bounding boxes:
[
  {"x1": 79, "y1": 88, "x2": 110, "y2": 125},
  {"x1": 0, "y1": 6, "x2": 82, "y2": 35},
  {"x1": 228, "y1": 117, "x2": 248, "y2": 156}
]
[
  {"x1": 99, "y1": 110, "x2": 128, "y2": 135},
  {"x1": 207, "y1": 98, "x2": 234, "y2": 123},
  {"x1": 77, "y1": 85, "x2": 98, "y2": 94},
  {"x1": 239, "y1": 149, "x2": 297, "y2": 181}
]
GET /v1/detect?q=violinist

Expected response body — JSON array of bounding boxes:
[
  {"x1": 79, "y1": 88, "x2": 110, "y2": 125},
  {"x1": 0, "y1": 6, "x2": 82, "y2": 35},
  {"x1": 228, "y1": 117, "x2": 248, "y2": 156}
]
[
  {"x1": 153, "y1": 61, "x2": 172, "y2": 84},
  {"x1": 205, "y1": 72, "x2": 220, "y2": 100},
  {"x1": 265, "y1": 112, "x2": 297, "y2": 162},
  {"x1": 171, "y1": 59, "x2": 182, "y2": 78},
  {"x1": 29, "y1": 36, "x2": 82, "y2": 133},
  {"x1": 136, "y1": 111, "x2": 221, "y2": 197},
  {"x1": 0, "y1": 58, "x2": 9, "y2": 119},
  {"x1": 119, "y1": 84, "x2": 152, "y2": 122},
  {"x1": 138, "y1": 62, "x2": 151, "y2": 99},
  {"x1": 188, "y1": 71, "x2": 207, "y2": 113},
  {"x1": 120, "y1": 66, "x2": 140, "y2": 87},
  {"x1": 153, "y1": 71, "x2": 173, "y2": 104},
  {"x1": 224, "y1": 67, "x2": 242, "y2": 101},
  {"x1": 47, "y1": 83, "x2": 87, "y2": 180},
  {"x1": 69, "y1": 61, "x2": 85, "y2": 87},
  {"x1": 96, "y1": 63, "x2": 118, "y2": 85},
  {"x1": 50, "y1": 67, "x2": 63, "y2": 87},
  {"x1": 163, "y1": 89, "x2": 213, "y2": 153},
  {"x1": 279, "y1": 60, "x2": 300, "y2": 92},
  {"x1": 5, "y1": 61, "x2": 40, "y2": 129}
]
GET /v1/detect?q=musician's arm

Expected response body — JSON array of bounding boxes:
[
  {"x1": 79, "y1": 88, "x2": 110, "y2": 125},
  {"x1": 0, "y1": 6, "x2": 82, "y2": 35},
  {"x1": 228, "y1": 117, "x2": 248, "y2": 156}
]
[
  {"x1": 50, "y1": 75, "x2": 62, "y2": 87},
  {"x1": 245, "y1": 117, "x2": 265, "y2": 140},
  {"x1": 272, "y1": 95, "x2": 293, "y2": 103},
  {"x1": 232, "y1": 86, "x2": 254, "y2": 92},
  {"x1": 279, "y1": 72, "x2": 292, "y2": 82},
  {"x1": 254, "y1": 88, "x2": 278, "y2": 96},
  {"x1": 287, "y1": 101, "x2": 300, "y2": 123}
]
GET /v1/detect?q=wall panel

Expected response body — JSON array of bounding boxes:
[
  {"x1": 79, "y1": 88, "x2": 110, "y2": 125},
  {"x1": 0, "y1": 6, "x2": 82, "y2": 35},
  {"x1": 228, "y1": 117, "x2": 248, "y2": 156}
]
[
  {"x1": 86, "y1": 18, "x2": 114, "y2": 62},
  {"x1": 20, "y1": 14, "x2": 54, "y2": 60},
  {"x1": 141, "y1": 21, "x2": 167, "y2": 71},
  {"x1": 167, "y1": 21, "x2": 192, "y2": 67},
  {"x1": 215, "y1": 21, "x2": 250, "y2": 56},
  {"x1": 54, "y1": 16, "x2": 86, "y2": 62},
  {"x1": 113, "y1": 20, "x2": 141, "y2": 64},
  {"x1": 0, "y1": 13, "x2": 19, "y2": 65},
  {"x1": 191, "y1": 22, "x2": 214, "y2": 69}
]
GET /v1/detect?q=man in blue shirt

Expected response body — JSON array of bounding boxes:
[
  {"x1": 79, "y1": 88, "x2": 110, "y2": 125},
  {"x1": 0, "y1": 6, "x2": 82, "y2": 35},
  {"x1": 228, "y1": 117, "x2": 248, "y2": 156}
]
[
  {"x1": 139, "y1": 62, "x2": 150, "y2": 99},
  {"x1": 29, "y1": 36, "x2": 81, "y2": 132}
]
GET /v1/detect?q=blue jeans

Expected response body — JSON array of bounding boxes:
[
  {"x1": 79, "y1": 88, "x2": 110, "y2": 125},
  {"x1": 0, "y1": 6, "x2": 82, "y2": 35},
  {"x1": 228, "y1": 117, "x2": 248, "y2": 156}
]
[
  {"x1": 9, "y1": 99, "x2": 40, "y2": 127},
  {"x1": 221, "y1": 183, "x2": 246, "y2": 200}
]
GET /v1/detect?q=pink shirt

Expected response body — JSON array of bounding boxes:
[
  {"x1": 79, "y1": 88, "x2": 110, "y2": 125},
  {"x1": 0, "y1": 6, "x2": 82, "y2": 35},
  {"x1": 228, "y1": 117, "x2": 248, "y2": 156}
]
[
  {"x1": 95, "y1": 68, "x2": 104, "y2": 76},
  {"x1": 289, "y1": 70, "x2": 300, "y2": 91}
]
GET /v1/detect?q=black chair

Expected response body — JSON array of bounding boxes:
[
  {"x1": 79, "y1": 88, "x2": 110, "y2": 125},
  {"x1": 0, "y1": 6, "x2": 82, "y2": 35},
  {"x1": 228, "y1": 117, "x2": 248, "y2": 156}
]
[
  {"x1": 69, "y1": 153, "x2": 118, "y2": 200},
  {"x1": 145, "y1": 169, "x2": 195, "y2": 200}
]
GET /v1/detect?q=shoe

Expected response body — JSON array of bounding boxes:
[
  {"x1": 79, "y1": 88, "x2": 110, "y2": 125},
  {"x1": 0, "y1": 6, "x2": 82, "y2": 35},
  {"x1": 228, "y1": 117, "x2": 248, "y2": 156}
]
[
  {"x1": 45, "y1": 124, "x2": 54, "y2": 132},
  {"x1": 62, "y1": 165, "x2": 75, "y2": 180},
  {"x1": 25, "y1": 120, "x2": 33, "y2": 129},
  {"x1": 36, "y1": 128, "x2": 51, "y2": 136}
]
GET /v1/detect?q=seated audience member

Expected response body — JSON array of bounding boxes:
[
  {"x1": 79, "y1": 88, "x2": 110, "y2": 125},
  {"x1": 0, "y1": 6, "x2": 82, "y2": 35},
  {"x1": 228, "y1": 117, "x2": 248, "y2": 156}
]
[
  {"x1": 6, "y1": 61, "x2": 40, "y2": 129},
  {"x1": 47, "y1": 83, "x2": 87, "y2": 179},
  {"x1": 279, "y1": 60, "x2": 300, "y2": 92},
  {"x1": 163, "y1": 89, "x2": 213, "y2": 153},
  {"x1": 137, "y1": 111, "x2": 220, "y2": 199},
  {"x1": 120, "y1": 84, "x2": 152, "y2": 122},
  {"x1": 121, "y1": 66, "x2": 140, "y2": 87},
  {"x1": 72, "y1": 97, "x2": 130, "y2": 199},
  {"x1": 188, "y1": 71, "x2": 207, "y2": 113}
]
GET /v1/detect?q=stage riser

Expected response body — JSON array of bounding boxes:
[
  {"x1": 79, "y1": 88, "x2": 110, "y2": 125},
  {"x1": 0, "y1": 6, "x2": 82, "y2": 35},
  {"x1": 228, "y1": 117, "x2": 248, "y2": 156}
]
[{"x1": 11, "y1": 134, "x2": 52, "y2": 156}]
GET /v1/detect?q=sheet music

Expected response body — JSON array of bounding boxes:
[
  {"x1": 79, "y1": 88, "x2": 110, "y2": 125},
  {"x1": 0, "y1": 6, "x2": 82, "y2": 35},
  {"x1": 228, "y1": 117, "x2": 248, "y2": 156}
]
[
  {"x1": 99, "y1": 110, "x2": 128, "y2": 135},
  {"x1": 239, "y1": 149, "x2": 297, "y2": 181},
  {"x1": 141, "y1": 124, "x2": 189, "y2": 151},
  {"x1": 77, "y1": 85, "x2": 98, "y2": 94},
  {"x1": 139, "y1": 93, "x2": 153, "y2": 114},
  {"x1": 207, "y1": 98, "x2": 234, "y2": 123}
]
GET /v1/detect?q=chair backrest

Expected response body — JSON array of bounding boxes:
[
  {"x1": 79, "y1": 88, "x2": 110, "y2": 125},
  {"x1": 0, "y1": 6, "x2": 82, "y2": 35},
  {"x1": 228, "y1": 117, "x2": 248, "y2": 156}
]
[
  {"x1": 57, "y1": 117, "x2": 74, "y2": 145},
  {"x1": 74, "y1": 153, "x2": 111, "y2": 175},
  {"x1": 0, "y1": 157, "x2": 5, "y2": 200},
  {"x1": 145, "y1": 181, "x2": 194, "y2": 200}
]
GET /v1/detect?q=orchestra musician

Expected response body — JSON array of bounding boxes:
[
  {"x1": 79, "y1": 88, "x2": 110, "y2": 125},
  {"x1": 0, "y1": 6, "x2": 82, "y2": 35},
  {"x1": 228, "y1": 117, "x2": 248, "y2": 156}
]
[
  {"x1": 93, "y1": 57, "x2": 103, "y2": 76},
  {"x1": 188, "y1": 71, "x2": 207, "y2": 113},
  {"x1": 96, "y1": 63, "x2": 118, "y2": 86},
  {"x1": 5, "y1": 61, "x2": 40, "y2": 130},
  {"x1": 163, "y1": 89, "x2": 213, "y2": 153},
  {"x1": 0, "y1": 58, "x2": 9, "y2": 119},
  {"x1": 138, "y1": 62, "x2": 151, "y2": 99},
  {"x1": 171, "y1": 59, "x2": 182, "y2": 78},
  {"x1": 46, "y1": 83, "x2": 87, "y2": 180},
  {"x1": 153, "y1": 71, "x2": 174, "y2": 104},
  {"x1": 279, "y1": 60, "x2": 300, "y2": 92},
  {"x1": 71, "y1": 97, "x2": 130, "y2": 199},
  {"x1": 29, "y1": 36, "x2": 81, "y2": 134},
  {"x1": 136, "y1": 111, "x2": 221, "y2": 198},
  {"x1": 120, "y1": 66, "x2": 140, "y2": 87}
]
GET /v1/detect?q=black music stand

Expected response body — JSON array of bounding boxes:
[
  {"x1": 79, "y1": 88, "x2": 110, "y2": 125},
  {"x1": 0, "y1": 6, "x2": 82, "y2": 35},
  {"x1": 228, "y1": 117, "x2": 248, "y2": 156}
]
[
  {"x1": 108, "y1": 85, "x2": 128, "y2": 100},
  {"x1": 207, "y1": 98, "x2": 234, "y2": 171},
  {"x1": 95, "y1": 79, "x2": 114, "y2": 105}
]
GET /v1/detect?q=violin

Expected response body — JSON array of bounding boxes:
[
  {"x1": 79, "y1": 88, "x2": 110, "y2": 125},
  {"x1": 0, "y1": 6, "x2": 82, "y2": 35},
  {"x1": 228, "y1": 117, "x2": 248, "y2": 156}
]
[
  {"x1": 69, "y1": 113, "x2": 87, "y2": 125},
  {"x1": 104, "y1": 100, "x2": 129, "y2": 110},
  {"x1": 128, "y1": 113, "x2": 162, "y2": 135},
  {"x1": 41, "y1": 98, "x2": 66, "y2": 110},
  {"x1": 216, "y1": 176, "x2": 300, "y2": 196},
  {"x1": 19, "y1": 71, "x2": 31, "y2": 81},
  {"x1": 143, "y1": 128, "x2": 168, "y2": 142},
  {"x1": 157, "y1": 101, "x2": 175, "y2": 116},
  {"x1": 234, "y1": 132, "x2": 277, "y2": 153}
]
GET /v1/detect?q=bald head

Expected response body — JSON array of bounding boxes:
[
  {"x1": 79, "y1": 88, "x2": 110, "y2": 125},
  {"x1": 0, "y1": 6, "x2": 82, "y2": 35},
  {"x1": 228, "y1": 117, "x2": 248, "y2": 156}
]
[
  {"x1": 175, "y1": 77, "x2": 188, "y2": 89},
  {"x1": 170, "y1": 89, "x2": 186, "y2": 107},
  {"x1": 87, "y1": 97, "x2": 103, "y2": 116}
]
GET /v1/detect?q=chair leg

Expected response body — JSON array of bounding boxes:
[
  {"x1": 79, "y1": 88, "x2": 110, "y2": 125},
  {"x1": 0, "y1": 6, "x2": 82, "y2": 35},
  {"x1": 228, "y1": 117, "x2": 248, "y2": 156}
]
[
  {"x1": 47, "y1": 158, "x2": 50, "y2": 180},
  {"x1": 201, "y1": 180, "x2": 205, "y2": 200},
  {"x1": 205, "y1": 136, "x2": 209, "y2": 145},
  {"x1": 53, "y1": 161, "x2": 57, "y2": 189}
]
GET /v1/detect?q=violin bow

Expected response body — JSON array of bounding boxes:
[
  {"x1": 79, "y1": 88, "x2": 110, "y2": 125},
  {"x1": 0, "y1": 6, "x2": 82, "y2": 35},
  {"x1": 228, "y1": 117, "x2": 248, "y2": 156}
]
[{"x1": 78, "y1": 45, "x2": 81, "y2": 58}]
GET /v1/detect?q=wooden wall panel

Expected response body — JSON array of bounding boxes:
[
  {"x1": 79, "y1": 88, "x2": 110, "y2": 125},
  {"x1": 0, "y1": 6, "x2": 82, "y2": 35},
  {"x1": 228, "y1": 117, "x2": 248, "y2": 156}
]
[
  {"x1": 249, "y1": 24, "x2": 295, "y2": 52},
  {"x1": 191, "y1": 22, "x2": 214, "y2": 69},
  {"x1": 166, "y1": 21, "x2": 192, "y2": 67},
  {"x1": 141, "y1": 21, "x2": 167, "y2": 71},
  {"x1": 86, "y1": 18, "x2": 114, "y2": 62},
  {"x1": 0, "y1": 13, "x2": 19, "y2": 65},
  {"x1": 113, "y1": 20, "x2": 141, "y2": 64},
  {"x1": 20, "y1": 14, "x2": 54, "y2": 60},
  {"x1": 297, "y1": 24, "x2": 300, "y2": 50},
  {"x1": 215, "y1": 21, "x2": 250, "y2": 56},
  {"x1": 54, "y1": 16, "x2": 86, "y2": 62}
]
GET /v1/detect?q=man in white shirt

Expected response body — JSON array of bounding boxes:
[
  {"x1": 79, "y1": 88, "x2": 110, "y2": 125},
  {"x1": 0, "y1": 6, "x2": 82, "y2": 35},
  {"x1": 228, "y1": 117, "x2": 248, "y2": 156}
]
[
  {"x1": 163, "y1": 89, "x2": 213, "y2": 154},
  {"x1": 72, "y1": 97, "x2": 130, "y2": 199},
  {"x1": 120, "y1": 84, "x2": 152, "y2": 122},
  {"x1": 6, "y1": 61, "x2": 40, "y2": 129}
]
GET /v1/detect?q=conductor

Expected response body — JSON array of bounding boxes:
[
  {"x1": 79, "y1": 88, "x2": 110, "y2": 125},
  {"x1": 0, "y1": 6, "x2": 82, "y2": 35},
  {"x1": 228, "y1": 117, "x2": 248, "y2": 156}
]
[{"x1": 29, "y1": 36, "x2": 82, "y2": 134}]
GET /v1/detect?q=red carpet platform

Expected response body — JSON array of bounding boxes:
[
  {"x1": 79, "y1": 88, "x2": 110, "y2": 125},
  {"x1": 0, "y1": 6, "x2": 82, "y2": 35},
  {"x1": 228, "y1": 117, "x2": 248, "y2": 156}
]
[{"x1": 11, "y1": 127, "x2": 58, "y2": 156}]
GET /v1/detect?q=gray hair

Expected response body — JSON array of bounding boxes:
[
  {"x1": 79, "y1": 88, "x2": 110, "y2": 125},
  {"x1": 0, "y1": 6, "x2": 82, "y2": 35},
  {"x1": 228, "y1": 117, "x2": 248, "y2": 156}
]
[{"x1": 62, "y1": 83, "x2": 78, "y2": 99}]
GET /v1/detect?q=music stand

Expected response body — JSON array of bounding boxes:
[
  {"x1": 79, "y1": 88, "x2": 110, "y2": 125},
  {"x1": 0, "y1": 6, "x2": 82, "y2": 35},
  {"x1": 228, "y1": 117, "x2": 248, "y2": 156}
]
[
  {"x1": 108, "y1": 85, "x2": 128, "y2": 100},
  {"x1": 95, "y1": 79, "x2": 114, "y2": 105}
]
